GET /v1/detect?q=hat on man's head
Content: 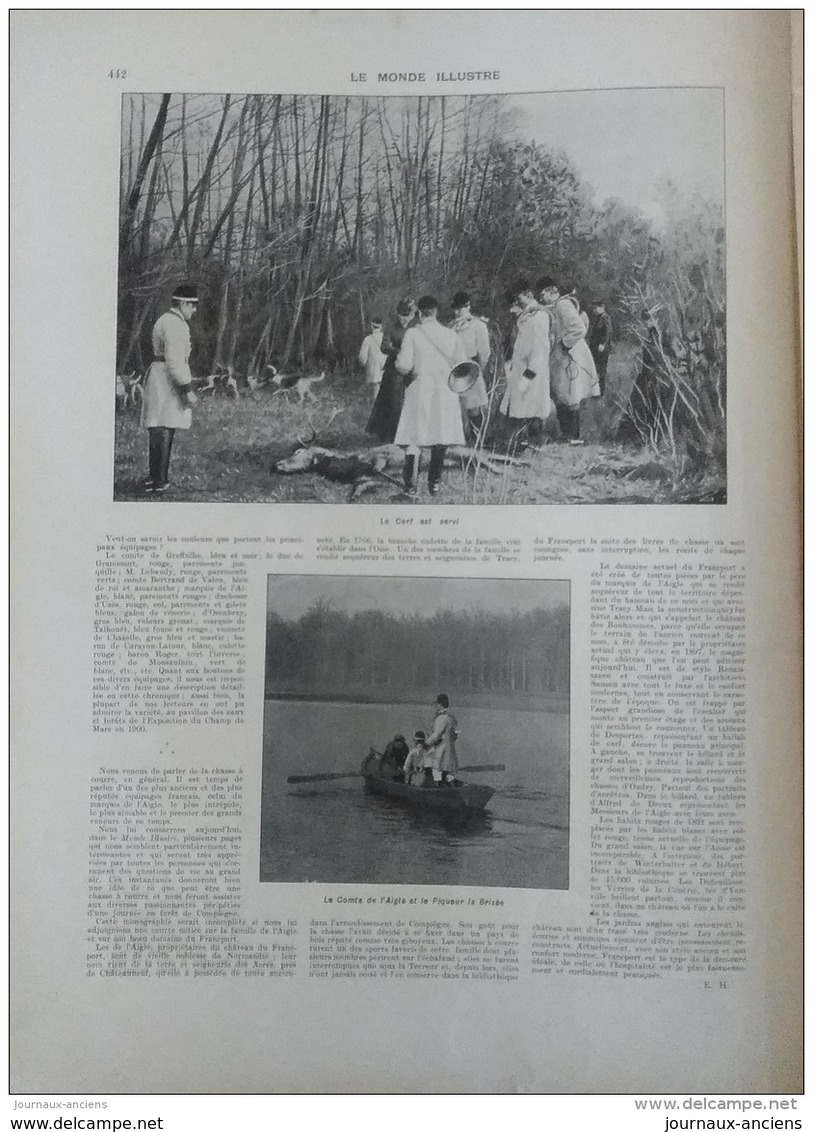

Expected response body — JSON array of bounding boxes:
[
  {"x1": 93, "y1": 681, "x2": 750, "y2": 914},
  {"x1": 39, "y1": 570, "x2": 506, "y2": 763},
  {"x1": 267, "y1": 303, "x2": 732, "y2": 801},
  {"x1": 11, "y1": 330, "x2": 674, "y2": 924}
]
[
  {"x1": 537, "y1": 276, "x2": 557, "y2": 293},
  {"x1": 414, "y1": 730, "x2": 426, "y2": 742},
  {"x1": 417, "y1": 295, "x2": 439, "y2": 314},
  {"x1": 506, "y1": 278, "x2": 531, "y2": 304},
  {"x1": 172, "y1": 282, "x2": 199, "y2": 303},
  {"x1": 396, "y1": 298, "x2": 416, "y2": 317},
  {"x1": 452, "y1": 290, "x2": 470, "y2": 309},
  {"x1": 436, "y1": 693, "x2": 449, "y2": 709},
  {"x1": 394, "y1": 733, "x2": 406, "y2": 742}
]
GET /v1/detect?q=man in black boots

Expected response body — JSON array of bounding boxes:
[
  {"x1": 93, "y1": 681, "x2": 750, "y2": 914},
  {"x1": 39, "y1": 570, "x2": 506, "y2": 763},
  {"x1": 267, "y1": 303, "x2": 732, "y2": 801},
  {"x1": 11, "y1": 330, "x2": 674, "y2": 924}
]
[
  {"x1": 394, "y1": 295, "x2": 467, "y2": 496},
  {"x1": 141, "y1": 282, "x2": 199, "y2": 493}
]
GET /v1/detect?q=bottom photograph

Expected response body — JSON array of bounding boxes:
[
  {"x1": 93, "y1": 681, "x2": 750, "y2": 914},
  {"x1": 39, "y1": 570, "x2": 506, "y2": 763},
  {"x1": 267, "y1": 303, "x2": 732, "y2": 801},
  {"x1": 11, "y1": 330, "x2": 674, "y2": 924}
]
[{"x1": 260, "y1": 575, "x2": 571, "y2": 891}]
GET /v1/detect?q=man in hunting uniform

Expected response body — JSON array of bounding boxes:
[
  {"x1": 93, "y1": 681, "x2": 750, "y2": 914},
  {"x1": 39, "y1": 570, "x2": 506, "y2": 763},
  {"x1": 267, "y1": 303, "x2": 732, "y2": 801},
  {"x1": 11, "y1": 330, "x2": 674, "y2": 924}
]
[
  {"x1": 394, "y1": 295, "x2": 467, "y2": 496},
  {"x1": 538, "y1": 275, "x2": 601, "y2": 444},
  {"x1": 500, "y1": 279, "x2": 553, "y2": 430},
  {"x1": 450, "y1": 290, "x2": 490, "y2": 434},
  {"x1": 141, "y1": 281, "x2": 199, "y2": 492}
]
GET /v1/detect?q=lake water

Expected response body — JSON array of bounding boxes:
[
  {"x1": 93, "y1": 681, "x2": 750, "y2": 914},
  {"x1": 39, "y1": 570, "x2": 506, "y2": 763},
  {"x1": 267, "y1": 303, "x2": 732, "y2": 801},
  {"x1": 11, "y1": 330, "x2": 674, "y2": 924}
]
[{"x1": 260, "y1": 699, "x2": 569, "y2": 891}]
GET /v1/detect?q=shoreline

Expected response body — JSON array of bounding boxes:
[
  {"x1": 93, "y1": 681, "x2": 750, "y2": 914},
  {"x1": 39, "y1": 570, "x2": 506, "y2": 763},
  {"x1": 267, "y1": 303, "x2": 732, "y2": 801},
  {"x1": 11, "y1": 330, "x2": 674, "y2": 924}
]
[{"x1": 265, "y1": 689, "x2": 569, "y2": 714}]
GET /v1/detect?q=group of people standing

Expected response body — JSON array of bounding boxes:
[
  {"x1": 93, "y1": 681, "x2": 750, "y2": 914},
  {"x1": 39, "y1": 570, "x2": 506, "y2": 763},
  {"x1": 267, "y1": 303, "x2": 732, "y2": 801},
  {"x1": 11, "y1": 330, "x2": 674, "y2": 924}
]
[
  {"x1": 371, "y1": 694, "x2": 460, "y2": 787},
  {"x1": 360, "y1": 277, "x2": 614, "y2": 495},
  {"x1": 137, "y1": 275, "x2": 614, "y2": 496},
  {"x1": 363, "y1": 292, "x2": 489, "y2": 495},
  {"x1": 501, "y1": 277, "x2": 611, "y2": 443}
]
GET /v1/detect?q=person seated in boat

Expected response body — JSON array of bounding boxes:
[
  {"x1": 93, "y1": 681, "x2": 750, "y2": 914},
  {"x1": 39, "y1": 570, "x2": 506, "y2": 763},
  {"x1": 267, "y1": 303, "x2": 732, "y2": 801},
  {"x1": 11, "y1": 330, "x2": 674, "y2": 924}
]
[
  {"x1": 379, "y1": 733, "x2": 409, "y2": 779},
  {"x1": 426, "y1": 693, "x2": 460, "y2": 786},
  {"x1": 403, "y1": 730, "x2": 430, "y2": 785}
]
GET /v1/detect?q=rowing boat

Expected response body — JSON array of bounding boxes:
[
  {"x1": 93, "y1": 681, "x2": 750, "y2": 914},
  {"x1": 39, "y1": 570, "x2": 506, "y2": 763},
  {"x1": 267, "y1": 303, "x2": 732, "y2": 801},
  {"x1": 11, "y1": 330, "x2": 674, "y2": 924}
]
[{"x1": 361, "y1": 751, "x2": 495, "y2": 814}]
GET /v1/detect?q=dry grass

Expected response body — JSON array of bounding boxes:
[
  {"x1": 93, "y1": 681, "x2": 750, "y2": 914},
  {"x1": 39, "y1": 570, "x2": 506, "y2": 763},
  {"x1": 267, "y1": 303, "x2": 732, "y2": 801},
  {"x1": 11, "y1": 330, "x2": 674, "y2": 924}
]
[{"x1": 114, "y1": 350, "x2": 725, "y2": 505}]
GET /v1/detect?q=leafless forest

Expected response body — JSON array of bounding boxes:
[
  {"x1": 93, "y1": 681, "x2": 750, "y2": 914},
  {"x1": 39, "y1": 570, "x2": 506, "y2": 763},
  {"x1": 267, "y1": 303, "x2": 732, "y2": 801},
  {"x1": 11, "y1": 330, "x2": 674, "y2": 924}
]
[
  {"x1": 265, "y1": 600, "x2": 570, "y2": 706},
  {"x1": 116, "y1": 92, "x2": 726, "y2": 503}
]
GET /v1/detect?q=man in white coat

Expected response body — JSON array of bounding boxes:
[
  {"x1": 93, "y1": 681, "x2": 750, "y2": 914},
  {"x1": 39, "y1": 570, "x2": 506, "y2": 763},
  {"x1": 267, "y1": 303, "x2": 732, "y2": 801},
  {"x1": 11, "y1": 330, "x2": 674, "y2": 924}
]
[
  {"x1": 450, "y1": 290, "x2": 490, "y2": 432},
  {"x1": 425, "y1": 693, "x2": 459, "y2": 785},
  {"x1": 500, "y1": 279, "x2": 553, "y2": 430},
  {"x1": 395, "y1": 295, "x2": 467, "y2": 495},
  {"x1": 141, "y1": 282, "x2": 199, "y2": 492},
  {"x1": 358, "y1": 317, "x2": 386, "y2": 402},
  {"x1": 538, "y1": 275, "x2": 600, "y2": 444}
]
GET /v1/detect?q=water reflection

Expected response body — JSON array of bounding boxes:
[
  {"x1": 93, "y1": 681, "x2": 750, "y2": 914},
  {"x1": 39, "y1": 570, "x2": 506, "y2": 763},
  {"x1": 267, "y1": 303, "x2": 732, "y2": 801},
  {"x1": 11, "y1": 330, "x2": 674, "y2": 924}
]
[{"x1": 261, "y1": 699, "x2": 569, "y2": 890}]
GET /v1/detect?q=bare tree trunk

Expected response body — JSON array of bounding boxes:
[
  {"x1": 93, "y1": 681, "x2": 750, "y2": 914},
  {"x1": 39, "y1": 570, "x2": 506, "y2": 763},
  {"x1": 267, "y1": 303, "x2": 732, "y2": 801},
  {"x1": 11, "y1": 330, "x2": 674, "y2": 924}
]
[
  {"x1": 353, "y1": 99, "x2": 366, "y2": 261},
  {"x1": 185, "y1": 95, "x2": 232, "y2": 267},
  {"x1": 119, "y1": 93, "x2": 171, "y2": 256},
  {"x1": 281, "y1": 95, "x2": 330, "y2": 365}
]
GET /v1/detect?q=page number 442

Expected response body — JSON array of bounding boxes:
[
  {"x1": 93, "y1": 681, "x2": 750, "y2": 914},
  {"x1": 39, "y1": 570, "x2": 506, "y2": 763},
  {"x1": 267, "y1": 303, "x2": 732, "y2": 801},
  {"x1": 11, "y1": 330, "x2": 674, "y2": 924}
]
[{"x1": 109, "y1": 69, "x2": 127, "y2": 78}]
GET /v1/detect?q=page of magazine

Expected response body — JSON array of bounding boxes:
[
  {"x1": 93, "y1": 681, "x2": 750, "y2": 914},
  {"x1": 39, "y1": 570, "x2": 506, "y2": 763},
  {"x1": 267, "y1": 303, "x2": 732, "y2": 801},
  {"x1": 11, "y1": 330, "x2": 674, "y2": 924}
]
[{"x1": 10, "y1": 9, "x2": 802, "y2": 1099}]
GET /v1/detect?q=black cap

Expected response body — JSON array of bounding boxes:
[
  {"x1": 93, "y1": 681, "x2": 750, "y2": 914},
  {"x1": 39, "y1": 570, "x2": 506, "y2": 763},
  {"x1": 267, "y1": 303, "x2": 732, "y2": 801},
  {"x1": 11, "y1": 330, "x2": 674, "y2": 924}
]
[
  {"x1": 506, "y1": 278, "x2": 531, "y2": 304},
  {"x1": 172, "y1": 282, "x2": 199, "y2": 302},
  {"x1": 537, "y1": 276, "x2": 557, "y2": 292},
  {"x1": 417, "y1": 295, "x2": 439, "y2": 314},
  {"x1": 452, "y1": 290, "x2": 470, "y2": 309},
  {"x1": 436, "y1": 693, "x2": 449, "y2": 708},
  {"x1": 396, "y1": 298, "x2": 416, "y2": 317},
  {"x1": 414, "y1": 730, "x2": 426, "y2": 742}
]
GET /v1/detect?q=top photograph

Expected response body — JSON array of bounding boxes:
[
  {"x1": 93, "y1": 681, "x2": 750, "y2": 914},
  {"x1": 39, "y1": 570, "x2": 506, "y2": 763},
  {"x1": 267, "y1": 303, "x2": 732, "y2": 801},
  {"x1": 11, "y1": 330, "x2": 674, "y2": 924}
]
[{"x1": 114, "y1": 87, "x2": 725, "y2": 506}]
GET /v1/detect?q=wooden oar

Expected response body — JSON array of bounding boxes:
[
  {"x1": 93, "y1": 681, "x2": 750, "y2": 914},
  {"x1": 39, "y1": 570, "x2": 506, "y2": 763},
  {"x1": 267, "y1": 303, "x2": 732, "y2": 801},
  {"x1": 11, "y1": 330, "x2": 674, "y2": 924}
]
[
  {"x1": 287, "y1": 763, "x2": 505, "y2": 784},
  {"x1": 287, "y1": 771, "x2": 363, "y2": 784}
]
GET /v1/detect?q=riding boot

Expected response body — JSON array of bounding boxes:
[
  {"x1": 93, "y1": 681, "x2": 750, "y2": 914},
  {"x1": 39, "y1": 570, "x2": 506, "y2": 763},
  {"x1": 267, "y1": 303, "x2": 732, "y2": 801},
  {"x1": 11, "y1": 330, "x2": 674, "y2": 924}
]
[
  {"x1": 403, "y1": 454, "x2": 418, "y2": 495},
  {"x1": 147, "y1": 429, "x2": 162, "y2": 486},
  {"x1": 157, "y1": 428, "x2": 175, "y2": 489},
  {"x1": 428, "y1": 446, "x2": 445, "y2": 495},
  {"x1": 557, "y1": 404, "x2": 579, "y2": 441}
]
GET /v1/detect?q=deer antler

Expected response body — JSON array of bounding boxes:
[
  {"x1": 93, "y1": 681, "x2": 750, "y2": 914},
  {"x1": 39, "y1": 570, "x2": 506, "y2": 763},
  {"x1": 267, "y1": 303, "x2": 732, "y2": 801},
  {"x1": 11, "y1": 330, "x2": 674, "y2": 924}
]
[{"x1": 296, "y1": 406, "x2": 343, "y2": 448}]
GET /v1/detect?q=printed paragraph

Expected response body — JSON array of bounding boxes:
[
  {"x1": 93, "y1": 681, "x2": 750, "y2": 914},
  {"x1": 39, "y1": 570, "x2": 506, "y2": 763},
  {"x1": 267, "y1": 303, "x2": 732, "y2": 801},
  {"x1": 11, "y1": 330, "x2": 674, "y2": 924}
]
[
  {"x1": 93, "y1": 535, "x2": 257, "y2": 728},
  {"x1": 589, "y1": 557, "x2": 745, "y2": 918},
  {"x1": 308, "y1": 917, "x2": 520, "y2": 980},
  {"x1": 87, "y1": 765, "x2": 298, "y2": 979},
  {"x1": 531, "y1": 919, "x2": 746, "y2": 979}
]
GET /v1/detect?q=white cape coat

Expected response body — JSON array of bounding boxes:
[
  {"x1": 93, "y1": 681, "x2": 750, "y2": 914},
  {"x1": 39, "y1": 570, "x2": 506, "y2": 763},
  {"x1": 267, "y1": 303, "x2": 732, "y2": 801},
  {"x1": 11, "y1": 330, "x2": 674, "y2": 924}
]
[
  {"x1": 141, "y1": 310, "x2": 194, "y2": 430},
  {"x1": 547, "y1": 296, "x2": 600, "y2": 407},
  {"x1": 500, "y1": 305, "x2": 553, "y2": 420},
  {"x1": 394, "y1": 321, "x2": 467, "y2": 446}
]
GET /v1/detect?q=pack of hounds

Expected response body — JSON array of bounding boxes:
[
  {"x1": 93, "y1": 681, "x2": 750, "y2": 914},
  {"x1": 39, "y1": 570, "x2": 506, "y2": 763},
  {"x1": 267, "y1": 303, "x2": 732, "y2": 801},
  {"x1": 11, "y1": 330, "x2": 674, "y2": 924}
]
[
  {"x1": 115, "y1": 363, "x2": 325, "y2": 410},
  {"x1": 115, "y1": 361, "x2": 525, "y2": 498}
]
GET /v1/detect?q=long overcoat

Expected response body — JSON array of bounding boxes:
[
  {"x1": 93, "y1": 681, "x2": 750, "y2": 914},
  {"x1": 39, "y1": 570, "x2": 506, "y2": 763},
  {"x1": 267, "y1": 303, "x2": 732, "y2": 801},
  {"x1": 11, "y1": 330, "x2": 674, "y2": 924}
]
[
  {"x1": 451, "y1": 313, "x2": 490, "y2": 411},
  {"x1": 359, "y1": 331, "x2": 386, "y2": 385},
  {"x1": 366, "y1": 318, "x2": 413, "y2": 442},
  {"x1": 141, "y1": 310, "x2": 194, "y2": 430},
  {"x1": 427, "y1": 706, "x2": 459, "y2": 775},
  {"x1": 500, "y1": 304, "x2": 553, "y2": 420},
  {"x1": 547, "y1": 296, "x2": 601, "y2": 407},
  {"x1": 394, "y1": 321, "x2": 467, "y2": 447}
]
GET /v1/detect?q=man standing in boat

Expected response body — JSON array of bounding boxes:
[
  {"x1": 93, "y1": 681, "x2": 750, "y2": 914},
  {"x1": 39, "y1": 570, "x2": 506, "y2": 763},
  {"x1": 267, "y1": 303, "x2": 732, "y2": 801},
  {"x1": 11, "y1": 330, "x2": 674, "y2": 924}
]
[{"x1": 426, "y1": 693, "x2": 459, "y2": 785}]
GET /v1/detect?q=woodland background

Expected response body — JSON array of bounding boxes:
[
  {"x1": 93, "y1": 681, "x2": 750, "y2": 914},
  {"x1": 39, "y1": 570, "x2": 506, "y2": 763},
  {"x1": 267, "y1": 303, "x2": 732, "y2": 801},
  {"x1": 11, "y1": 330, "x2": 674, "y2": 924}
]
[
  {"x1": 115, "y1": 92, "x2": 726, "y2": 503},
  {"x1": 265, "y1": 599, "x2": 570, "y2": 709}
]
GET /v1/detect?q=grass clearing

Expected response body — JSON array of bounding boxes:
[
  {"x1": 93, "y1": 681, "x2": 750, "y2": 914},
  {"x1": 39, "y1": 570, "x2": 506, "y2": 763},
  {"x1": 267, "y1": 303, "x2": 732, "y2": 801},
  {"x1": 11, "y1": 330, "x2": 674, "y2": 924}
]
[{"x1": 114, "y1": 347, "x2": 725, "y2": 505}]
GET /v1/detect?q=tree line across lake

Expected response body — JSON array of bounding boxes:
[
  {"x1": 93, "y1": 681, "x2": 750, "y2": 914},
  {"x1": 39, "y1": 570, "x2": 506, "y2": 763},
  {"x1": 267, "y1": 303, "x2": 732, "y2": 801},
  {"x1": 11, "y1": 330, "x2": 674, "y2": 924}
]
[{"x1": 265, "y1": 600, "x2": 570, "y2": 705}]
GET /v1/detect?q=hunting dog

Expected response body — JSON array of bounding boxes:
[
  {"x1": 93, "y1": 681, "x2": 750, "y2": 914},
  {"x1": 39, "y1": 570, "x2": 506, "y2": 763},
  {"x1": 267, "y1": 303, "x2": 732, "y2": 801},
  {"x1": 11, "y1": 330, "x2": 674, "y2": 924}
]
[
  {"x1": 268, "y1": 365, "x2": 326, "y2": 403},
  {"x1": 115, "y1": 370, "x2": 144, "y2": 410},
  {"x1": 197, "y1": 365, "x2": 240, "y2": 400}
]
